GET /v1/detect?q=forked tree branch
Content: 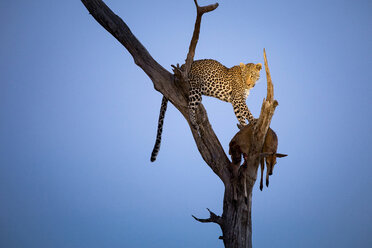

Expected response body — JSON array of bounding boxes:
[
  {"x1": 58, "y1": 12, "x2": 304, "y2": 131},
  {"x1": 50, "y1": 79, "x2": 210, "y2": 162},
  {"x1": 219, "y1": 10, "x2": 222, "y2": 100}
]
[{"x1": 81, "y1": 0, "x2": 230, "y2": 183}]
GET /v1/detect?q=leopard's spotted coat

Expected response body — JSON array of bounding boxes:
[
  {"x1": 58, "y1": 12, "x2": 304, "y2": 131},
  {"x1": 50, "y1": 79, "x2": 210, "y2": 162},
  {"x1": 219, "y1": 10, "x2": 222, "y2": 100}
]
[{"x1": 151, "y1": 59, "x2": 262, "y2": 162}]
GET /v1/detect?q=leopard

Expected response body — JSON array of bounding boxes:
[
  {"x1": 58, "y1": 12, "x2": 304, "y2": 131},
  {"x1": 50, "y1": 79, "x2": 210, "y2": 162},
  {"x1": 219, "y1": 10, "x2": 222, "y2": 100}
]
[{"x1": 150, "y1": 59, "x2": 262, "y2": 162}]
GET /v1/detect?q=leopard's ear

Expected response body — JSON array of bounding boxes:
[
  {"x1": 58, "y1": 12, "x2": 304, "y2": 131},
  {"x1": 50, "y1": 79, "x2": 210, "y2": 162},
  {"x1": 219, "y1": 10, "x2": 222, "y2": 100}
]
[
  {"x1": 256, "y1": 63, "x2": 262, "y2": 70},
  {"x1": 240, "y1": 62, "x2": 245, "y2": 68}
]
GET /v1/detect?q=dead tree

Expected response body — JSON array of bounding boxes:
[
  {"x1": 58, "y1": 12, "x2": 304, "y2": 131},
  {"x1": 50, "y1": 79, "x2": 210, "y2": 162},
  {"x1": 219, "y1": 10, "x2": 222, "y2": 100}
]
[{"x1": 81, "y1": 1, "x2": 279, "y2": 247}]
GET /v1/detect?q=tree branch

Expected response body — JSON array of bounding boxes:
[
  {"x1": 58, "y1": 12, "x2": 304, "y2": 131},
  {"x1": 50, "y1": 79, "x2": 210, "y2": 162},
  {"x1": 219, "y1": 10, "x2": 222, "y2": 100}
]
[
  {"x1": 192, "y1": 208, "x2": 223, "y2": 226},
  {"x1": 182, "y1": 0, "x2": 219, "y2": 79},
  {"x1": 81, "y1": 0, "x2": 182, "y2": 105}
]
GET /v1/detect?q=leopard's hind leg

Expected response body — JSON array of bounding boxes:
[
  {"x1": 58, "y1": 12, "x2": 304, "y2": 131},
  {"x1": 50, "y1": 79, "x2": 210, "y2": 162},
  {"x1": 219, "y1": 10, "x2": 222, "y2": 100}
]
[{"x1": 188, "y1": 81, "x2": 202, "y2": 129}]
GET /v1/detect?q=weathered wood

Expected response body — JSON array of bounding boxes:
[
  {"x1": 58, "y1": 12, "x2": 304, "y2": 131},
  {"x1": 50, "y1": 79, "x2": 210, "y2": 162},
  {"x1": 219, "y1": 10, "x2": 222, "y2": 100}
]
[{"x1": 81, "y1": 1, "x2": 279, "y2": 247}]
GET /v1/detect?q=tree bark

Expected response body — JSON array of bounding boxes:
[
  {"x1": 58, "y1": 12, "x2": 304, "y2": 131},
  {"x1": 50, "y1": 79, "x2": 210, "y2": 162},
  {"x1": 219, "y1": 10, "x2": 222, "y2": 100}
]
[{"x1": 81, "y1": 1, "x2": 278, "y2": 247}]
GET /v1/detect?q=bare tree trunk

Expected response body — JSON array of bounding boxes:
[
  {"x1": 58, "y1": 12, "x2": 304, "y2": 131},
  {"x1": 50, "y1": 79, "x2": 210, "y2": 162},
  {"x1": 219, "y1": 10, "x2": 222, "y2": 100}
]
[
  {"x1": 81, "y1": 1, "x2": 278, "y2": 247},
  {"x1": 221, "y1": 184, "x2": 253, "y2": 247}
]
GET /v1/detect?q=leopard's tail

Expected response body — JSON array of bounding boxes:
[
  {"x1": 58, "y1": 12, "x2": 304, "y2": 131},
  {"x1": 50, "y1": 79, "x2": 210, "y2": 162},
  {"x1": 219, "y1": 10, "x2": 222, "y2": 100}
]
[{"x1": 150, "y1": 96, "x2": 168, "y2": 162}]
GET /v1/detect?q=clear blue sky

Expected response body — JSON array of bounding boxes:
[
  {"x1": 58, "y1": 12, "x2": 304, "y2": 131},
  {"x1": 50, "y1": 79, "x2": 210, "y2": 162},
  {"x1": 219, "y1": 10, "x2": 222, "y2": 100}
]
[{"x1": 1, "y1": 0, "x2": 371, "y2": 247}]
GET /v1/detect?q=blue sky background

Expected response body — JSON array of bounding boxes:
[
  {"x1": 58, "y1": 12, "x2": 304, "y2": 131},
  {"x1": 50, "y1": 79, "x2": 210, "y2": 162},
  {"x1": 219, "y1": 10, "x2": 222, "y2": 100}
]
[{"x1": 1, "y1": 0, "x2": 371, "y2": 247}]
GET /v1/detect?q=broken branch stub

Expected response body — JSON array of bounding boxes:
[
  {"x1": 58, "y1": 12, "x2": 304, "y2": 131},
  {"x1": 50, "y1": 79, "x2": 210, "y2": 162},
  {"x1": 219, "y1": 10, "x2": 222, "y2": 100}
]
[{"x1": 263, "y1": 48, "x2": 274, "y2": 102}]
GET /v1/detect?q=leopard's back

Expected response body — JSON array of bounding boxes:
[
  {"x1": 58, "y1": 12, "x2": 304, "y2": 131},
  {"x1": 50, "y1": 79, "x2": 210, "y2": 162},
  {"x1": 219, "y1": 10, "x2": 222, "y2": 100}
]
[{"x1": 188, "y1": 59, "x2": 235, "y2": 102}]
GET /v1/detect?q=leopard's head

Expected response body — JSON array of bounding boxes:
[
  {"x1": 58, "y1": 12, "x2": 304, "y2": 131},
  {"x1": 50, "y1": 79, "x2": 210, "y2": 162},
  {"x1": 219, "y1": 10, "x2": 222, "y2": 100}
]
[{"x1": 240, "y1": 62, "x2": 262, "y2": 88}]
